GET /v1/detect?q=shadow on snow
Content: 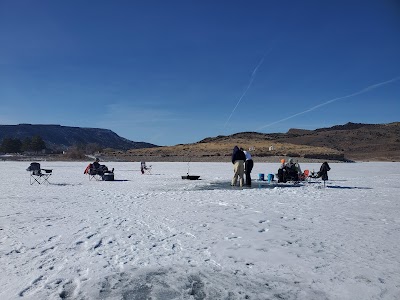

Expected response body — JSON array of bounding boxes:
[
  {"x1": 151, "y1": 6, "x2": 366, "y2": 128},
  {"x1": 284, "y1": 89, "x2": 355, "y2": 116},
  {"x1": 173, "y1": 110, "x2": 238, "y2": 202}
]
[{"x1": 195, "y1": 181, "x2": 304, "y2": 191}]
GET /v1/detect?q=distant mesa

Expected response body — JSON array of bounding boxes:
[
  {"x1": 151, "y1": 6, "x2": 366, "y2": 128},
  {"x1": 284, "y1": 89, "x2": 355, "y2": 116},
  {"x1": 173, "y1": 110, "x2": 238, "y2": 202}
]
[
  {"x1": 0, "y1": 124, "x2": 158, "y2": 151},
  {"x1": 286, "y1": 128, "x2": 313, "y2": 135}
]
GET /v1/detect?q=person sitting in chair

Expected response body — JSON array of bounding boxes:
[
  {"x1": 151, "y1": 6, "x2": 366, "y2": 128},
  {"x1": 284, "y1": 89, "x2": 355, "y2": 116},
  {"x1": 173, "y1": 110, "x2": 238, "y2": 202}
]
[
  {"x1": 140, "y1": 161, "x2": 151, "y2": 174},
  {"x1": 294, "y1": 160, "x2": 302, "y2": 175},
  {"x1": 285, "y1": 158, "x2": 299, "y2": 181},
  {"x1": 93, "y1": 157, "x2": 101, "y2": 169},
  {"x1": 91, "y1": 158, "x2": 108, "y2": 175},
  {"x1": 84, "y1": 158, "x2": 110, "y2": 176},
  {"x1": 278, "y1": 158, "x2": 300, "y2": 182},
  {"x1": 277, "y1": 159, "x2": 286, "y2": 183}
]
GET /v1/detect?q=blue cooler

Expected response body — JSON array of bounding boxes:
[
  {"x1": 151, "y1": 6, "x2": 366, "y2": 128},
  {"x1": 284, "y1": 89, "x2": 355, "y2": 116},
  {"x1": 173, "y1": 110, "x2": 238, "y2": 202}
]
[
  {"x1": 267, "y1": 173, "x2": 274, "y2": 183},
  {"x1": 258, "y1": 173, "x2": 265, "y2": 181}
]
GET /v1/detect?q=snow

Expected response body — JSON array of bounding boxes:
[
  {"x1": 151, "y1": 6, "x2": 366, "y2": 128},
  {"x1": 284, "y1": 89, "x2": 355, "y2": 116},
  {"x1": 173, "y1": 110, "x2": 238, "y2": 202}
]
[{"x1": 1, "y1": 161, "x2": 399, "y2": 300}]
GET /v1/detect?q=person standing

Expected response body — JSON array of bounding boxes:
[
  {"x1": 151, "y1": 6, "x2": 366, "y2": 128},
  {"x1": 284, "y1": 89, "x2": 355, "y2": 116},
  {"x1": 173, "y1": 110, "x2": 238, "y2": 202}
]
[
  {"x1": 242, "y1": 148, "x2": 254, "y2": 186},
  {"x1": 317, "y1": 162, "x2": 331, "y2": 181},
  {"x1": 231, "y1": 146, "x2": 246, "y2": 187}
]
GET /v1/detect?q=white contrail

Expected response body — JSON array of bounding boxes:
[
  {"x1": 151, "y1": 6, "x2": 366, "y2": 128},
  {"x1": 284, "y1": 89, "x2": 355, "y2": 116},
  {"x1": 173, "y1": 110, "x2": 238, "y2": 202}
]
[
  {"x1": 256, "y1": 76, "x2": 400, "y2": 130},
  {"x1": 224, "y1": 56, "x2": 266, "y2": 128}
]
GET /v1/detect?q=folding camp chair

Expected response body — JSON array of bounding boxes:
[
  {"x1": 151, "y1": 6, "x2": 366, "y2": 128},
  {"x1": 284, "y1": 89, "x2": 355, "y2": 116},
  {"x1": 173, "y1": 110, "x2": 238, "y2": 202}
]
[
  {"x1": 299, "y1": 169, "x2": 310, "y2": 182},
  {"x1": 84, "y1": 163, "x2": 103, "y2": 181},
  {"x1": 89, "y1": 168, "x2": 103, "y2": 181},
  {"x1": 140, "y1": 162, "x2": 152, "y2": 174},
  {"x1": 26, "y1": 162, "x2": 52, "y2": 185},
  {"x1": 84, "y1": 163, "x2": 114, "y2": 181}
]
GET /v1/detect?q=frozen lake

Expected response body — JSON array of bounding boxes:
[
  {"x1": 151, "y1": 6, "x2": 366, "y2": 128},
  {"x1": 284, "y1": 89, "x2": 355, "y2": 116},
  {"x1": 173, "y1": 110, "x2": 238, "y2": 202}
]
[{"x1": 1, "y1": 161, "x2": 399, "y2": 299}]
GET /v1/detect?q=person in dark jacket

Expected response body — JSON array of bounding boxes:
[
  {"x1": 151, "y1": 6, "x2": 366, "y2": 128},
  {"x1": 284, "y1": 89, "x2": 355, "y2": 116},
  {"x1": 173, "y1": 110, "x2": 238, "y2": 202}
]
[
  {"x1": 285, "y1": 158, "x2": 299, "y2": 181},
  {"x1": 277, "y1": 159, "x2": 286, "y2": 183},
  {"x1": 92, "y1": 158, "x2": 108, "y2": 175},
  {"x1": 317, "y1": 162, "x2": 331, "y2": 181},
  {"x1": 242, "y1": 148, "x2": 254, "y2": 186},
  {"x1": 93, "y1": 157, "x2": 101, "y2": 169},
  {"x1": 231, "y1": 146, "x2": 246, "y2": 187}
]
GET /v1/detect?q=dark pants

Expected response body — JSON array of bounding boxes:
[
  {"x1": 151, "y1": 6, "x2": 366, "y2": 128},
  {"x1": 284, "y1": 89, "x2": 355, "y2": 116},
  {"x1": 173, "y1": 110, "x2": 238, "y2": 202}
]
[
  {"x1": 245, "y1": 159, "x2": 253, "y2": 186},
  {"x1": 278, "y1": 168, "x2": 286, "y2": 183}
]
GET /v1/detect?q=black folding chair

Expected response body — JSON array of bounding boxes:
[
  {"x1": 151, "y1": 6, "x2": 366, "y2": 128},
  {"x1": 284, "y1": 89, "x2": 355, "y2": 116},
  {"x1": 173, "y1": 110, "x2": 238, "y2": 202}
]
[
  {"x1": 26, "y1": 162, "x2": 52, "y2": 185},
  {"x1": 88, "y1": 167, "x2": 104, "y2": 181}
]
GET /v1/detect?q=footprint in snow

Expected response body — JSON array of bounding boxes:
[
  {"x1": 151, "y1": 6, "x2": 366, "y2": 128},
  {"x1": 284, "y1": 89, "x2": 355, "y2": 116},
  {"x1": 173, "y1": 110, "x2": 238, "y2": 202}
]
[{"x1": 19, "y1": 275, "x2": 46, "y2": 297}]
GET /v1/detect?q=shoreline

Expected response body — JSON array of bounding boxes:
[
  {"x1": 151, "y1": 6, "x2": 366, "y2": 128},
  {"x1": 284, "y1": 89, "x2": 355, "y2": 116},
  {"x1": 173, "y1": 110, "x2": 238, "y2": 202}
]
[{"x1": 3, "y1": 154, "x2": 399, "y2": 163}]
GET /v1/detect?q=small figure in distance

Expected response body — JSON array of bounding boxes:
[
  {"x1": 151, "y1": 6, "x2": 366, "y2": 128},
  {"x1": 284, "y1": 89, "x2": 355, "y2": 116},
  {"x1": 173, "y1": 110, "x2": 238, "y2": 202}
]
[
  {"x1": 231, "y1": 146, "x2": 246, "y2": 187},
  {"x1": 140, "y1": 161, "x2": 151, "y2": 174}
]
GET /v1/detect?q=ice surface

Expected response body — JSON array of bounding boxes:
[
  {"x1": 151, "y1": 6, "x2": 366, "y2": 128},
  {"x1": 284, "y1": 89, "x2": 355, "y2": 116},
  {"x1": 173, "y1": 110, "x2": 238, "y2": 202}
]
[{"x1": 1, "y1": 161, "x2": 399, "y2": 299}]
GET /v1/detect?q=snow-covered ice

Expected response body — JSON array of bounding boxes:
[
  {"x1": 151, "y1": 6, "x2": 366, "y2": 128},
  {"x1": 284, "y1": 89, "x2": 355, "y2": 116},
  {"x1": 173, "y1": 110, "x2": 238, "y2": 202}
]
[{"x1": 1, "y1": 161, "x2": 399, "y2": 300}]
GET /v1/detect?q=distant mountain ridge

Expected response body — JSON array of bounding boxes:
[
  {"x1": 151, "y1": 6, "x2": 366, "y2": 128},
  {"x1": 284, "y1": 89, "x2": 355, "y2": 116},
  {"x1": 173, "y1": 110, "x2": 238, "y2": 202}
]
[
  {"x1": 0, "y1": 124, "x2": 157, "y2": 150},
  {"x1": 110, "y1": 122, "x2": 400, "y2": 162},
  {"x1": 198, "y1": 122, "x2": 400, "y2": 161},
  {"x1": 2, "y1": 122, "x2": 399, "y2": 161}
]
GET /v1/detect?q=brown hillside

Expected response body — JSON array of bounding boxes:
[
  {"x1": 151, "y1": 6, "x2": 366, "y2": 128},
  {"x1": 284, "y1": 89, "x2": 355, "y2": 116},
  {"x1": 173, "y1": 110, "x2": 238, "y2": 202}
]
[
  {"x1": 105, "y1": 138, "x2": 344, "y2": 163},
  {"x1": 105, "y1": 122, "x2": 400, "y2": 162},
  {"x1": 275, "y1": 122, "x2": 400, "y2": 161}
]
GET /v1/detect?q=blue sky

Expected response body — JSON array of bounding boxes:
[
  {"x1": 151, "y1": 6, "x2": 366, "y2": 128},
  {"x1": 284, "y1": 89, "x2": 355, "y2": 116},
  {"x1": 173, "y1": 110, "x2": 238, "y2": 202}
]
[{"x1": 0, "y1": 1, "x2": 399, "y2": 146}]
